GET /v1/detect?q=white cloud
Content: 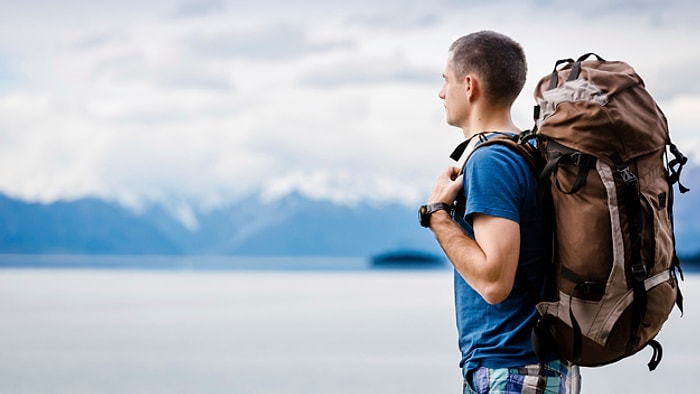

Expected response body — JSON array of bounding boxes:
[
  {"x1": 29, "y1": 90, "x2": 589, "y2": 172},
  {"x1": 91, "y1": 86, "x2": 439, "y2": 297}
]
[
  {"x1": 662, "y1": 94, "x2": 700, "y2": 155},
  {"x1": 172, "y1": 0, "x2": 228, "y2": 19},
  {"x1": 0, "y1": 0, "x2": 698, "y2": 209}
]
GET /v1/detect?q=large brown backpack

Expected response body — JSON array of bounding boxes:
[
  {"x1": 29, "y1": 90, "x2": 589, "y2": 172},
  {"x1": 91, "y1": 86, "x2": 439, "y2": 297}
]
[
  {"x1": 451, "y1": 53, "x2": 689, "y2": 371},
  {"x1": 530, "y1": 53, "x2": 689, "y2": 370}
]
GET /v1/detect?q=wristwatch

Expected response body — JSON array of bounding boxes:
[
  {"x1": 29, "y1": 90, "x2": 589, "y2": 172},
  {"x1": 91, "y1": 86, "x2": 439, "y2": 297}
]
[{"x1": 419, "y1": 202, "x2": 453, "y2": 228}]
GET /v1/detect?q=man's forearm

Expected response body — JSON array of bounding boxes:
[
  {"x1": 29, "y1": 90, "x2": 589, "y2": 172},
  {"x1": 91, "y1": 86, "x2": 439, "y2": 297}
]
[
  {"x1": 429, "y1": 210, "x2": 515, "y2": 304},
  {"x1": 430, "y1": 211, "x2": 489, "y2": 286}
]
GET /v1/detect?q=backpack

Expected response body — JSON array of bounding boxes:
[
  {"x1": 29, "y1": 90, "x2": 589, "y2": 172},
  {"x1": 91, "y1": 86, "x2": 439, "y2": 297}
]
[{"x1": 450, "y1": 53, "x2": 689, "y2": 371}]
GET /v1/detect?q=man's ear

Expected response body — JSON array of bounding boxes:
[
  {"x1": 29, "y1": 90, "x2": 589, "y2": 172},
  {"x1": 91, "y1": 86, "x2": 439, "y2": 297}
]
[{"x1": 463, "y1": 74, "x2": 478, "y2": 100}]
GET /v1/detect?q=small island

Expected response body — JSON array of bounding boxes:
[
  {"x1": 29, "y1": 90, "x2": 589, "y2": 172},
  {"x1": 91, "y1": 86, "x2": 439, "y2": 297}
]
[{"x1": 370, "y1": 250, "x2": 446, "y2": 269}]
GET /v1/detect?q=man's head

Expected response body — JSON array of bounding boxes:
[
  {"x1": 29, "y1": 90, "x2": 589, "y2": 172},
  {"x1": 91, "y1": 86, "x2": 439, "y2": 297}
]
[{"x1": 448, "y1": 31, "x2": 527, "y2": 107}]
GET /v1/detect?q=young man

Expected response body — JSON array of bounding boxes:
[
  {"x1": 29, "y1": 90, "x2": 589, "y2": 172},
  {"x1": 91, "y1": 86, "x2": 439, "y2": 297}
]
[{"x1": 420, "y1": 31, "x2": 581, "y2": 393}]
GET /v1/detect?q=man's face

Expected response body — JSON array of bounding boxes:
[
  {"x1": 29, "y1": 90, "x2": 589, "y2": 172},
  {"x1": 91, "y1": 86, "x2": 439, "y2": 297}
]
[{"x1": 438, "y1": 53, "x2": 469, "y2": 128}]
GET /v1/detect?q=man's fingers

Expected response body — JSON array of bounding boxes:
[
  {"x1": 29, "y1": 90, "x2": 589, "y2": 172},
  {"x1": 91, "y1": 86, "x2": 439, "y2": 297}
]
[{"x1": 446, "y1": 166, "x2": 461, "y2": 181}]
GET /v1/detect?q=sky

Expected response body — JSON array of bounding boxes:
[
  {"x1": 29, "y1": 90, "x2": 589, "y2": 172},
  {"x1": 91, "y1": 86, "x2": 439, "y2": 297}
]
[{"x1": 0, "y1": 0, "x2": 698, "y2": 215}]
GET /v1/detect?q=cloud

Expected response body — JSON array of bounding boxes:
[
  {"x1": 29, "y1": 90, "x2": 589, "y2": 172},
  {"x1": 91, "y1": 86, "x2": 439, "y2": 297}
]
[
  {"x1": 0, "y1": 0, "x2": 698, "y2": 210},
  {"x1": 646, "y1": 58, "x2": 700, "y2": 101},
  {"x1": 187, "y1": 24, "x2": 354, "y2": 60},
  {"x1": 172, "y1": 0, "x2": 227, "y2": 18},
  {"x1": 344, "y1": 9, "x2": 441, "y2": 30},
  {"x1": 300, "y1": 56, "x2": 436, "y2": 87},
  {"x1": 661, "y1": 94, "x2": 700, "y2": 144},
  {"x1": 0, "y1": 54, "x2": 18, "y2": 93},
  {"x1": 521, "y1": 0, "x2": 699, "y2": 25},
  {"x1": 156, "y1": 72, "x2": 234, "y2": 92}
]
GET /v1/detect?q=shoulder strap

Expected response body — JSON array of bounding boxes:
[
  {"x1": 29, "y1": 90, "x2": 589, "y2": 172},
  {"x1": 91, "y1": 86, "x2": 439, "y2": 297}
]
[
  {"x1": 473, "y1": 134, "x2": 542, "y2": 177},
  {"x1": 450, "y1": 131, "x2": 543, "y2": 177},
  {"x1": 450, "y1": 131, "x2": 546, "y2": 221}
]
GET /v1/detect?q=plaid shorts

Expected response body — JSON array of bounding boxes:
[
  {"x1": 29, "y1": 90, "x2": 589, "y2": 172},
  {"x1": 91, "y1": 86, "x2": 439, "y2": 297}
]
[{"x1": 463, "y1": 360, "x2": 580, "y2": 394}]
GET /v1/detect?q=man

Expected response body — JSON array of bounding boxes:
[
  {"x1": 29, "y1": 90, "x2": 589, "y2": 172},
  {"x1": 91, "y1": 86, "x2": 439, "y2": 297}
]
[{"x1": 420, "y1": 31, "x2": 580, "y2": 393}]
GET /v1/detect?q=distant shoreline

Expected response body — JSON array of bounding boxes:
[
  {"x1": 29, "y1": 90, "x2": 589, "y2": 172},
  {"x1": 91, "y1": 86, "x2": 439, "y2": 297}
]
[{"x1": 0, "y1": 253, "x2": 698, "y2": 273}]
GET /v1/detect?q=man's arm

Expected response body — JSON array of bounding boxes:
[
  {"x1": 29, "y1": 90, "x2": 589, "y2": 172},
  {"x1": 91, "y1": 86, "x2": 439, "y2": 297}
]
[{"x1": 427, "y1": 167, "x2": 520, "y2": 304}]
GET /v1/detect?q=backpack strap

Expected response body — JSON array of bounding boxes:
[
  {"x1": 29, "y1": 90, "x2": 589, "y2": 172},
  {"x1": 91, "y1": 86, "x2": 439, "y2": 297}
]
[
  {"x1": 449, "y1": 131, "x2": 541, "y2": 219},
  {"x1": 611, "y1": 154, "x2": 650, "y2": 358},
  {"x1": 449, "y1": 131, "x2": 521, "y2": 162},
  {"x1": 666, "y1": 142, "x2": 688, "y2": 314},
  {"x1": 646, "y1": 339, "x2": 663, "y2": 371},
  {"x1": 546, "y1": 53, "x2": 606, "y2": 90},
  {"x1": 668, "y1": 143, "x2": 690, "y2": 193},
  {"x1": 449, "y1": 131, "x2": 542, "y2": 175},
  {"x1": 539, "y1": 141, "x2": 597, "y2": 195}
]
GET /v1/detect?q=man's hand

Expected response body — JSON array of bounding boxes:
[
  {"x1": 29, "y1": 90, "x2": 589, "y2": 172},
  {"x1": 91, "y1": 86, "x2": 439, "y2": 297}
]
[{"x1": 428, "y1": 166, "x2": 463, "y2": 205}]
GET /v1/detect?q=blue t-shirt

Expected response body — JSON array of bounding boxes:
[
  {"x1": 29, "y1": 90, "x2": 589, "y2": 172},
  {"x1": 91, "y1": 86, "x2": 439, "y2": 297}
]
[{"x1": 454, "y1": 140, "x2": 550, "y2": 376}]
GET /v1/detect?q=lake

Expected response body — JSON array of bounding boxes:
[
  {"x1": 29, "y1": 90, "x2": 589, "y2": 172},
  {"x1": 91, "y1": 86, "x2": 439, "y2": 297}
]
[{"x1": 0, "y1": 256, "x2": 697, "y2": 393}]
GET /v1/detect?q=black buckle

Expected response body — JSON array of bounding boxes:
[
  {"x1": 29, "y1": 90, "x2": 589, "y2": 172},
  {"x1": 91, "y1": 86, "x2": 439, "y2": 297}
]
[
  {"x1": 569, "y1": 152, "x2": 596, "y2": 167},
  {"x1": 631, "y1": 263, "x2": 647, "y2": 282},
  {"x1": 618, "y1": 165, "x2": 638, "y2": 185}
]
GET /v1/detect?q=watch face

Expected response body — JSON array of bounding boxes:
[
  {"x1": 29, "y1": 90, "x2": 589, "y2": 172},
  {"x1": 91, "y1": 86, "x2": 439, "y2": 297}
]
[{"x1": 419, "y1": 205, "x2": 430, "y2": 227}]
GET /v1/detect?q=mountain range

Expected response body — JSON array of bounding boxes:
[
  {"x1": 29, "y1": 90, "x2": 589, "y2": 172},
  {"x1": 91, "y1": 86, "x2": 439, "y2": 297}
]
[
  {"x1": 0, "y1": 192, "x2": 440, "y2": 257},
  {"x1": 1, "y1": 162, "x2": 699, "y2": 258}
]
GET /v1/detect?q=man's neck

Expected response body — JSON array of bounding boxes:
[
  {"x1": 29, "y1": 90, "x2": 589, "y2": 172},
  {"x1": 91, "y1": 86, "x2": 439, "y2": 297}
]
[{"x1": 461, "y1": 105, "x2": 519, "y2": 139}]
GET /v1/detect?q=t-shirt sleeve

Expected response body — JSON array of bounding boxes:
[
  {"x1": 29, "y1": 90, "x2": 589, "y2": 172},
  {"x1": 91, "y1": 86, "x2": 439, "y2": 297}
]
[{"x1": 462, "y1": 145, "x2": 525, "y2": 224}]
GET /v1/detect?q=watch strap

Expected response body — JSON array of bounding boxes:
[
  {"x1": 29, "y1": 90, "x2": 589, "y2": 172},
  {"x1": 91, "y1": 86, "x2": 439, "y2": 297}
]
[{"x1": 419, "y1": 202, "x2": 453, "y2": 228}]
